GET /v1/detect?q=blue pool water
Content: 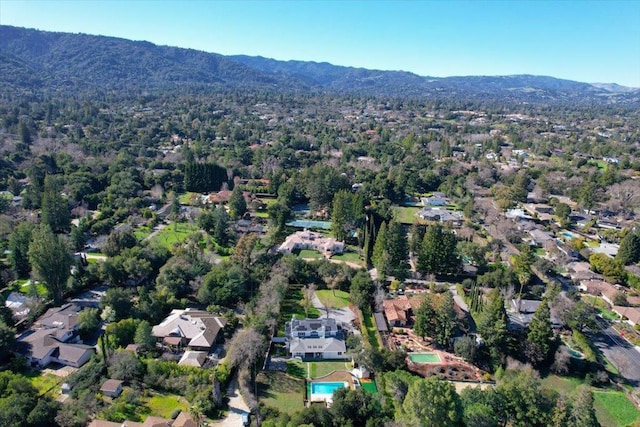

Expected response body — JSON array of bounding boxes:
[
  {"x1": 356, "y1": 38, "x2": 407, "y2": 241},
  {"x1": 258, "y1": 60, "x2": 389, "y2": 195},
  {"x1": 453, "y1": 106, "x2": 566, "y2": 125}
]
[
  {"x1": 563, "y1": 231, "x2": 577, "y2": 239},
  {"x1": 311, "y1": 382, "x2": 347, "y2": 395},
  {"x1": 287, "y1": 220, "x2": 332, "y2": 230}
]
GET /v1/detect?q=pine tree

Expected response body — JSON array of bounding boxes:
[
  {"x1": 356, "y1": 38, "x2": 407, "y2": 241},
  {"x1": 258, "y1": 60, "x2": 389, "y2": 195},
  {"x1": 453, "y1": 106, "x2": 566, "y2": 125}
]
[
  {"x1": 616, "y1": 230, "x2": 640, "y2": 265},
  {"x1": 417, "y1": 224, "x2": 461, "y2": 276},
  {"x1": 477, "y1": 289, "x2": 508, "y2": 365},
  {"x1": 228, "y1": 185, "x2": 247, "y2": 219},
  {"x1": 41, "y1": 175, "x2": 70, "y2": 233},
  {"x1": 372, "y1": 221, "x2": 388, "y2": 276},
  {"x1": 525, "y1": 300, "x2": 554, "y2": 366},
  {"x1": 386, "y1": 221, "x2": 409, "y2": 279}
]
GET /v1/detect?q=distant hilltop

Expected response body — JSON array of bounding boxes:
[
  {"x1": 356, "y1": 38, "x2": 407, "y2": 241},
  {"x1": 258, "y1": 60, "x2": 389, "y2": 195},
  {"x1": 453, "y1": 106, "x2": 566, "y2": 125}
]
[{"x1": 1, "y1": 25, "x2": 639, "y2": 106}]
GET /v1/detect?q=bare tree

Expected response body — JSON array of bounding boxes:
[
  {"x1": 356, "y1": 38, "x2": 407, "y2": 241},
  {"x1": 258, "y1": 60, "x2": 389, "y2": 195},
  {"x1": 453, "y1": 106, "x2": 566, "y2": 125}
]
[{"x1": 301, "y1": 283, "x2": 317, "y2": 318}]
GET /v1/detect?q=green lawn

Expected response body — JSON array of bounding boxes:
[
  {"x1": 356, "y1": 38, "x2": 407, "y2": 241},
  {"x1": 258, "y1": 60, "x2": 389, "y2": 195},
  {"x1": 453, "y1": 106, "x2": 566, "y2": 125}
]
[
  {"x1": 144, "y1": 393, "x2": 189, "y2": 418},
  {"x1": 309, "y1": 361, "x2": 353, "y2": 379},
  {"x1": 276, "y1": 284, "x2": 321, "y2": 336},
  {"x1": 298, "y1": 249, "x2": 324, "y2": 259},
  {"x1": 361, "y1": 380, "x2": 378, "y2": 394},
  {"x1": 134, "y1": 225, "x2": 154, "y2": 240},
  {"x1": 178, "y1": 192, "x2": 198, "y2": 205},
  {"x1": 257, "y1": 371, "x2": 305, "y2": 415},
  {"x1": 26, "y1": 371, "x2": 61, "y2": 396},
  {"x1": 360, "y1": 308, "x2": 382, "y2": 349},
  {"x1": 316, "y1": 290, "x2": 350, "y2": 309},
  {"x1": 541, "y1": 375, "x2": 639, "y2": 427},
  {"x1": 331, "y1": 250, "x2": 364, "y2": 266},
  {"x1": 393, "y1": 206, "x2": 420, "y2": 225},
  {"x1": 593, "y1": 390, "x2": 640, "y2": 427},
  {"x1": 149, "y1": 222, "x2": 200, "y2": 251},
  {"x1": 18, "y1": 280, "x2": 48, "y2": 297}
]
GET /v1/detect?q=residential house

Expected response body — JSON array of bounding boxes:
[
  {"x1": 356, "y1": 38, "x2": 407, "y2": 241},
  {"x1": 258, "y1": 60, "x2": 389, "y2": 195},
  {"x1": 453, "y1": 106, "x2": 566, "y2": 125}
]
[
  {"x1": 417, "y1": 208, "x2": 464, "y2": 227},
  {"x1": 277, "y1": 230, "x2": 345, "y2": 256},
  {"x1": 528, "y1": 229, "x2": 554, "y2": 246},
  {"x1": 508, "y1": 299, "x2": 562, "y2": 330},
  {"x1": 178, "y1": 350, "x2": 208, "y2": 367},
  {"x1": 100, "y1": 379, "x2": 124, "y2": 398},
  {"x1": 578, "y1": 280, "x2": 619, "y2": 306},
  {"x1": 17, "y1": 328, "x2": 95, "y2": 368},
  {"x1": 421, "y1": 193, "x2": 450, "y2": 207},
  {"x1": 35, "y1": 303, "x2": 82, "y2": 334},
  {"x1": 382, "y1": 296, "x2": 413, "y2": 327},
  {"x1": 285, "y1": 318, "x2": 346, "y2": 360},
  {"x1": 151, "y1": 309, "x2": 227, "y2": 352},
  {"x1": 612, "y1": 306, "x2": 640, "y2": 327}
]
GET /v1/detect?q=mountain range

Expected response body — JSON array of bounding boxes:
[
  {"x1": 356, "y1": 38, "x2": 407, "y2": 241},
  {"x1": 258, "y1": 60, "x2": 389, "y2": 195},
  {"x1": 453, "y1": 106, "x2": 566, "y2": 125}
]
[{"x1": 1, "y1": 25, "x2": 639, "y2": 105}]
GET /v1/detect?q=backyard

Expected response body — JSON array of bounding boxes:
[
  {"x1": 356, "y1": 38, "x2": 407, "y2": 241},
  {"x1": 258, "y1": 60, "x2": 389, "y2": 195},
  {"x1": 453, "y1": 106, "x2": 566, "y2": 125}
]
[
  {"x1": 257, "y1": 371, "x2": 305, "y2": 415},
  {"x1": 148, "y1": 222, "x2": 200, "y2": 251},
  {"x1": 393, "y1": 206, "x2": 421, "y2": 225},
  {"x1": 316, "y1": 289, "x2": 350, "y2": 309},
  {"x1": 276, "y1": 284, "x2": 322, "y2": 336}
]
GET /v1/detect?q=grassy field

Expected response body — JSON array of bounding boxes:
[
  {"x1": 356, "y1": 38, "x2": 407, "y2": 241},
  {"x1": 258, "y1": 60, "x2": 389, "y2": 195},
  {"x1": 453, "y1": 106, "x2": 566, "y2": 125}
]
[
  {"x1": 331, "y1": 250, "x2": 364, "y2": 266},
  {"x1": 298, "y1": 249, "x2": 323, "y2": 259},
  {"x1": 593, "y1": 390, "x2": 640, "y2": 427},
  {"x1": 276, "y1": 284, "x2": 321, "y2": 335},
  {"x1": 134, "y1": 225, "x2": 154, "y2": 240},
  {"x1": 149, "y1": 222, "x2": 200, "y2": 251},
  {"x1": 257, "y1": 371, "x2": 305, "y2": 415},
  {"x1": 178, "y1": 192, "x2": 198, "y2": 205},
  {"x1": 316, "y1": 290, "x2": 350, "y2": 309},
  {"x1": 541, "y1": 375, "x2": 639, "y2": 426},
  {"x1": 360, "y1": 308, "x2": 382, "y2": 349},
  {"x1": 393, "y1": 206, "x2": 420, "y2": 225},
  {"x1": 144, "y1": 393, "x2": 189, "y2": 418},
  {"x1": 309, "y1": 360, "x2": 353, "y2": 378}
]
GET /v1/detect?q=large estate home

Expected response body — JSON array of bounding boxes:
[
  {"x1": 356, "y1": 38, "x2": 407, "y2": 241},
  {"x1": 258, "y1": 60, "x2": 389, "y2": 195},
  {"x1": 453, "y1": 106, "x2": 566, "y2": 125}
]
[
  {"x1": 277, "y1": 230, "x2": 345, "y2": 257},
  {"x1": 16, "y1": 303, "x2": 95, "y2": 368},
  {"x1": 285, "y1": 318, "x2": 347, "y2": 360},
  {"x1": 151, "y1": 308, "x2": 227, "y2": 351}
]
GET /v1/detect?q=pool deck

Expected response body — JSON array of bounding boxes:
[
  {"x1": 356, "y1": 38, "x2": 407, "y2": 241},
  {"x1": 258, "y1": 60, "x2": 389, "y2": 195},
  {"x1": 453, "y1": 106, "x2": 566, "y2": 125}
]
[{"x1": 307, "y1": 371, "x2": 355, "y2": 404}]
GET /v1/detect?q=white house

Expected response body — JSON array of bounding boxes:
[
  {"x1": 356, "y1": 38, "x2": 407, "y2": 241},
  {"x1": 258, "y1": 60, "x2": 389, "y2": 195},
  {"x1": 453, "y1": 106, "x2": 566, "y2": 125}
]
[
  {"x1": 277, "y1": 230, "x2": 345, "y2": 256},
  {"x1": 285, "y1": 318, "x2": 347, "y2": 360}
]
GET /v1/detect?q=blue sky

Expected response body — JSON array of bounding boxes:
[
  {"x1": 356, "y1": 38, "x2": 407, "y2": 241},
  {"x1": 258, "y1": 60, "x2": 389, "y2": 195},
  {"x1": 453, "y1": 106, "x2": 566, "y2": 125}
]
[{"x1": 1, "y1": 0, "x2": 639, "y2": 86}]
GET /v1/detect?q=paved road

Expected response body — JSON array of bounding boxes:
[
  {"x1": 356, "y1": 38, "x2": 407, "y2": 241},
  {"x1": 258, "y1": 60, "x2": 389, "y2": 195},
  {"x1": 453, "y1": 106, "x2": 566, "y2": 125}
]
[
  {"x1": 589, "y1": 326, "x2": 640, "y2": 388},
  {"x1": 210, "y1": 374, "x2": 250, "y2": 427}
]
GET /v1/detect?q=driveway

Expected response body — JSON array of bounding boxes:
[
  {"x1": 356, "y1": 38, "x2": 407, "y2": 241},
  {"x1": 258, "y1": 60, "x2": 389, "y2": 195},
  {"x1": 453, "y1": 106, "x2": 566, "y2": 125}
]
[
  {"x1": 312, "y1": 292, "x2": 356, "y2": 327},
  {"x1": 210, "y1": 374, "x2": 250, "y2": 427}
]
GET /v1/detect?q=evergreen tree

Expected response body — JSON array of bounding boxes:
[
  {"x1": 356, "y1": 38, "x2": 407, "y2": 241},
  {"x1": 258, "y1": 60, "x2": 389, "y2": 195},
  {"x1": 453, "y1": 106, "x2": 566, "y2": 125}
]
[
  {"x1": 8, "y1": 221, "x2": 34, "y2": 277},
  {"x1": 477, "y1": 289, "x2": 508, "y2": 365},
  {"x1": 41, "y1": 175, "x2": 70, "y2": 233},
  {"x1": 386, "y1": 221, "x2": 409, "y2": 279},
  {"x1": 525, "y1": 300, "x2": 554, "y2": 366},
  {"x1": 616, "y1": 230, "x2": 640, "y2": 265},
  {"x1": 434, "y1": 291, "x2": 458, "y2": 349},
  {"x1": 414, "y1": 295, "x2": 437, "y2": 341},
  {"x1": 372, "y1": 221, "x2": 388, "y2": 275},
  {"x1": 28, "y1": 225, "x2": 72, "y2": 304},
  {"x1": 402, "y1": 376, "x2": 462, "y2": 427},
  {"x1": 228, "y1": 186, "x2": 247, "y2": 219},
  {"x1": 570, "y1": 385, "x2": 599, "y2": 427},
  {"x1": 417, "y1": 224, "x2": 461, "y2": 276}
]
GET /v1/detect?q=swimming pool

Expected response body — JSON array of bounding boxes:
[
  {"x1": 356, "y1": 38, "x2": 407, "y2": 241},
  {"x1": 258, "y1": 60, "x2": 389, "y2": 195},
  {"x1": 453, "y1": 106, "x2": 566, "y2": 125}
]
[
  {"x1": 562, "y1": 231, "x2": 578, "y2": 239},
  {"x1": 408, "y1": 352, "x2": 442, "y2": 363},
  {"x1": 309, "y1": 381, "x2": 348, "y2": 401}
]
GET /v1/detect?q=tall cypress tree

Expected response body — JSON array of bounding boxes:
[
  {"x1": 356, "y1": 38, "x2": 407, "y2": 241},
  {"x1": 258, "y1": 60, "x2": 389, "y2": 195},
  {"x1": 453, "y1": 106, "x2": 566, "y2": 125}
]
[{"x1": 525, "y1": 300, "x2": 554, "y2": 367}]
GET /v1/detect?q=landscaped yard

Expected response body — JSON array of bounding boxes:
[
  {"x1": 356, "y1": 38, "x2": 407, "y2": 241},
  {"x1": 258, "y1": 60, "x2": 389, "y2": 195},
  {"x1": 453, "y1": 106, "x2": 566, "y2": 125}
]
[
  {"x1": 316, "y1": 290, "x2": 350, "y2": 309},
  {"x1": 298, "y1": 249, "x2": 323, "y2": 259},
  {"x1": 144, "y1": 393, "x2": 189, "y2": 419},
  {"x1": 393, "y1": 206, "x2": 421, "y2": 225},
  {"x1": 257, "y1": 371, "x2": 305, "y2": 414},
  {"x1": 276, "y1": 284, "x2": 321, "y2": 336},
  {"x1": 26, "y1": 371, "x2": 61, "y2": 396},
  {"x1": 149, "y1": 222, "x2": 200, "y2": 251},
  {"x1": 331, "y1": 250, "x2": 364, "y2": 266},
  {"x1": 308, "y1": 360, "x2": 353, "y2": 379},
  {"x1": 593, "y1": 390, "x2": 640, "y2": 427},
  {"x1": 360, "y1": 308, "x2": 382, "y2": 349}
]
